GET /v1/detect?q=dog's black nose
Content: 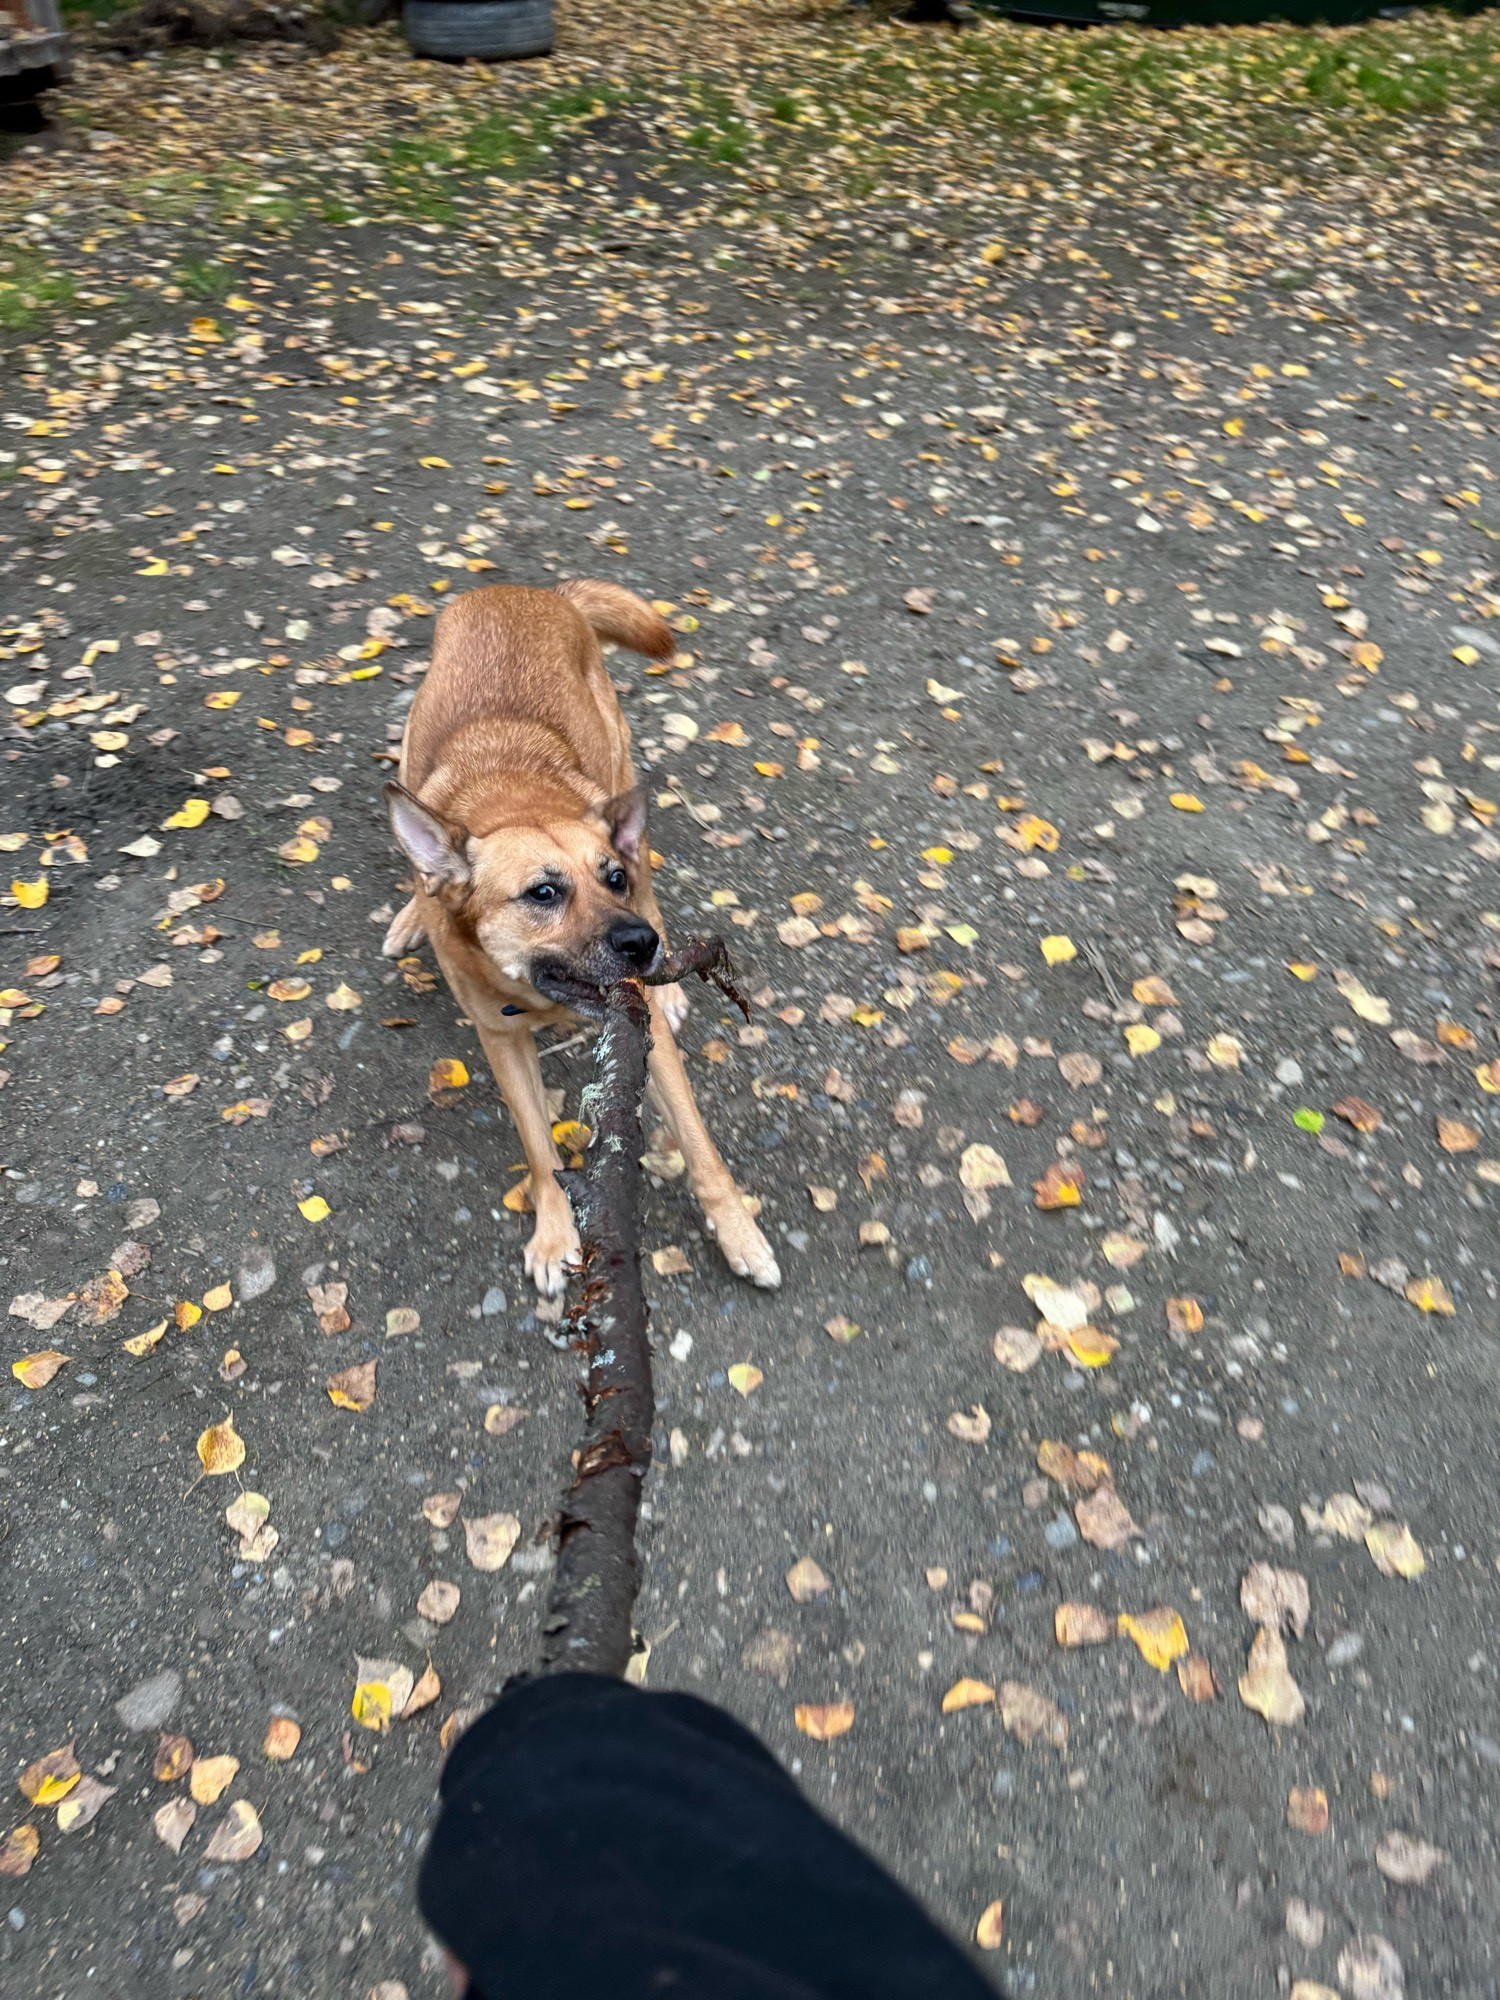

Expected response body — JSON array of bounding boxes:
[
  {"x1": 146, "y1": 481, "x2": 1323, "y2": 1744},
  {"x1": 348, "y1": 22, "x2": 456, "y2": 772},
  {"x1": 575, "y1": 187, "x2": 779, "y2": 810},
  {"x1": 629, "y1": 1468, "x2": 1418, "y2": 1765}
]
[{"x1": 607, "y1": 917, "x2": 660, "y2": 970}]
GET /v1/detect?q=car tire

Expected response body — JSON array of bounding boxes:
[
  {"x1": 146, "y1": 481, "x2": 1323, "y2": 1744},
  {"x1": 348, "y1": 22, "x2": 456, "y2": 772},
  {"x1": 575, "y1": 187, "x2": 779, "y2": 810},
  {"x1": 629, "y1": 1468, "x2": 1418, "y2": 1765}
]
[{"x1": 402, "y1": 0, "x2": 554, "y2": 58}]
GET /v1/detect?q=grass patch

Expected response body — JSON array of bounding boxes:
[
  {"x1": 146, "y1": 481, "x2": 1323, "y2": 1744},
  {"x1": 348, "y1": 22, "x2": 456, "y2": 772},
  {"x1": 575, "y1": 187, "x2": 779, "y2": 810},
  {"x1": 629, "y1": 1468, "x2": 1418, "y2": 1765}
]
[
  {"x1": 0, "y1": 251, "x2": 75, "y2": 330},
  {"x1": 175, "y1": 258, "x2": 234, "y2": 300}
]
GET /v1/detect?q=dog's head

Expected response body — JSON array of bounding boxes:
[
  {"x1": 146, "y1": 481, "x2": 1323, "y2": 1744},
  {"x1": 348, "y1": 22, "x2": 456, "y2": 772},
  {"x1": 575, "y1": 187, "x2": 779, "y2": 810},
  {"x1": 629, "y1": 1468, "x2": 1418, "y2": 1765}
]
[{"x1": 385, "y1": 780, "x2": 659, "y2": 1009}]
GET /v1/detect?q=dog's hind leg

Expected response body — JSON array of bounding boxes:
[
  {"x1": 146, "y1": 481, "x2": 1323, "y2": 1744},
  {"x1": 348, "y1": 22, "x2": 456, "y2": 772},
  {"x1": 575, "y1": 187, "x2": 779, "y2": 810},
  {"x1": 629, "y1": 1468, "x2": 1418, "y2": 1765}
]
[{"x1": 382, "y1": 898, "x2": 426, "y2": 959}]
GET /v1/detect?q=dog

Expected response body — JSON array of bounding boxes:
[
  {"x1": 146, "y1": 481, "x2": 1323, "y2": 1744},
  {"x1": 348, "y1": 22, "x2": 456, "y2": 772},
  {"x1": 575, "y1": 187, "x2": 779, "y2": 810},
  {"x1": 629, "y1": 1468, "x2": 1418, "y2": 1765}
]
[{"x1": 382, "y1": 578, "x2": 781, "y2": 1302}]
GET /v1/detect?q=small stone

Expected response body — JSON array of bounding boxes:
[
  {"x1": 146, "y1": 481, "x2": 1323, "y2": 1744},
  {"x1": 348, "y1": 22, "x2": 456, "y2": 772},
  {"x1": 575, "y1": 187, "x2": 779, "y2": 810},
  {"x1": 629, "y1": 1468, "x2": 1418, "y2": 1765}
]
[
  {"x1": 1043, "y1": 1512, "x2": 1078, "y2": 1552},
  {"x1": 1276, "y1": 1058, "x2": 1304, "y2": 1086},
  {"x1": 1285, "y1": 1897, "x2": 1326, "y2": 1950},
  {"x1": 1325, "y1": 1632, "x2": 1364, "y2": 1668},
  {"x1": 237, "y1": 1247, "x2": 277, "y2": 1301},
  {"x1": 114, "y1": 1668, "x2": 182, "y2": 1732},
  {"x1": 481, "y1": 1286, "x2": 507, "y2": 1318}
]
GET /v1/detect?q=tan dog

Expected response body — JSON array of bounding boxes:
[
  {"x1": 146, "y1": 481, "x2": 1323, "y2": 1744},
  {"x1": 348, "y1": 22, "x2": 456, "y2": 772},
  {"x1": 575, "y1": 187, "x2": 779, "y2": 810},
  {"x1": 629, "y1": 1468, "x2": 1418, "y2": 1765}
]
[{"x1": 382, "y1": 579, "x2": 780, "y2": 1301}]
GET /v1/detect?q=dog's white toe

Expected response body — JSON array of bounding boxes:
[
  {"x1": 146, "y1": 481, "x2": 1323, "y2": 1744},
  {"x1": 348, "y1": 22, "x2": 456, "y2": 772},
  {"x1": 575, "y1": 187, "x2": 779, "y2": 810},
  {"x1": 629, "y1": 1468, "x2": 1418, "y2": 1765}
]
[
  {"x1": 707, "y1": 1202, "x2": 781, "y2": 1291},
  {"x1": 656, "y1": 981, "x2": 689, "y2": 1036},
  {"x1": 382, "y1": 898, "x2": 426, "y2": 959}
]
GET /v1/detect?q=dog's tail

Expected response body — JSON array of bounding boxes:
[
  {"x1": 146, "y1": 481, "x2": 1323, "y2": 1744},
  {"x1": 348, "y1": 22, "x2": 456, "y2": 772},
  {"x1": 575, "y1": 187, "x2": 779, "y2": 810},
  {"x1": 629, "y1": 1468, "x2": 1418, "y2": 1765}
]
[{"x1": 556, "y1": 578, "x2": 676, "y2": 661}]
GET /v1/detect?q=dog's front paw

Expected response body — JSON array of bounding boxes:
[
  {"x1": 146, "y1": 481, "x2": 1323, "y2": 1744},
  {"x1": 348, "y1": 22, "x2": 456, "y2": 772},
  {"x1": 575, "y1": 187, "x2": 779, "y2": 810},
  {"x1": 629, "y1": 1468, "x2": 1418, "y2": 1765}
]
[
  {"x1": 383, "y1": 898, "x2": 426, "y2": 959},
  {"x1": 523, "y1": 1217, "x2": 582, "y2": 1299},
  {"x1": 654, "y1": 981, "x2": 689, "y2": 1036},
  {"x1": 705, "y1": 1197, "x2": 781, "y2": 1291}
]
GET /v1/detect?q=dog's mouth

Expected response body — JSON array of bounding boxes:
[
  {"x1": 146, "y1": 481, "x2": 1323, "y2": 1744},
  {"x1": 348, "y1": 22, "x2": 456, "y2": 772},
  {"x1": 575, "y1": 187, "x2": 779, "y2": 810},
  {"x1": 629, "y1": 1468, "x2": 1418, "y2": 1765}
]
[{"x1": 528, "y1": 955, "x2": 611, "y2": 1017}]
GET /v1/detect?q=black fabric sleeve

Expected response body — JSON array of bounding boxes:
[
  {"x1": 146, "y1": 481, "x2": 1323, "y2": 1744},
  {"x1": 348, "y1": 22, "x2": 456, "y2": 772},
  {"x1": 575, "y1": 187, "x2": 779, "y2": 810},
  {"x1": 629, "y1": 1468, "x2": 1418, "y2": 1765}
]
[{"x1": 418, "y1": 1672, "x2": 1002, "y2": 2000}]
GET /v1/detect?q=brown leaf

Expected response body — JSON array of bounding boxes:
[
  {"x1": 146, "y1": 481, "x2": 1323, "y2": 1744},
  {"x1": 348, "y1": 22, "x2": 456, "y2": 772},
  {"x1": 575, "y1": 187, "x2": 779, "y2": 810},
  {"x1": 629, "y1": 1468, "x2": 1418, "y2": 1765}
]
[
  {"x1": 1057, "y1": 1052, "x2": 1102, "y2": 1088},
  {"x1": 1436, "y1": 1117, "x2": 1480, "y2": 1154},
  {"x1": 785, "y1": 1557, "x2": 831, "y2": 1603},
  {"x1": 1036, "y1": 1439, "x2": 1111, "y2": 1495},
  {"x1": 153, "y1": 1733, "x2": 194, "y2": 1783},
  {"x1": 1075, "y1": 1487, "x2": 1140, "y2": 1550},
  {"x1": 1166, "y1": 1296, "x2": 1204, "y2": 1337},
  {"x1": 203, "y1": 1798, "x2": 262, "y2": 1863},
  {"x1": 402, "y1": 1662, "x2": 442, "y2": 1719},
  {"x1": 946, "y1": 1404, "x2": 991, "y2": 1445},
  {"x1": 651, "y1": 1245, "x2": 693, "y2": 1276},
  {"x1": 1033, "y1": 1161, "x2": 1084, "y2": 1210},
  {"x1": 11, "y1": 1349, "x2": 70, "y2": 1390},
  {"x1": 1175, "y1": 1653, "x2": 1217, "y2": 1702},
  {"x1": 999, "y1": 1681, "x2": 1067, "y2": 1752},
  {"x1": 1365, "y1": 1520, "x2": 1425, "y2": 1579},
  {"x1": 18, "y1": 1743, "x2": 80, "y2": 1805},
  {"x1": 1009, "y1": 1096, "x2": 1046, "y2": 1125},
  {"x1": 1332, "y1": 1095, "x2": 1382, "y2": 1133},
  {"x1": 56, "y1": 1774, "x2": 116, "y2": 1833},
  {"x1": 417, "y1": 1580, "x2": 461, "y2": 1625},
  {"x1": 262, "y1": 1717, "x2": 301, "y2": 1761},
  {"x1": 77, "y1": 1268, "x2": 130, "y2": 1325},
  {"x1": 1287, "y1": 1786, "x2": 1329, "y2": 1835},
  {"x1": 1337, "y1": 1934, "x2": 1405, "y2": 2000},
  {"x1": 421, "y1": 1491, "x2": 461, "y2": 1528},
  {"x1": 941, "y1": 1678, "x2": 996, "y2": 1713},
  {"x1": 153, "y1": 1796, "x2": 197, "y2": 1854},
  {"x1": 1054, "y1": 1602, "x2": 1114, "y2": 1647},
  {"x1": 0, "y1": 1825, "x2": 40, "y2": 1877},
  {"x1": 992, "y1": 1325, "x2": 1041, "y2": 1372},
  {"x1": 327, "y1": 1359, "x2": 377, "y2": 1411},
  {"x1": 1240, "y1": 1562, "x2": 1310, "y2": 1639}
]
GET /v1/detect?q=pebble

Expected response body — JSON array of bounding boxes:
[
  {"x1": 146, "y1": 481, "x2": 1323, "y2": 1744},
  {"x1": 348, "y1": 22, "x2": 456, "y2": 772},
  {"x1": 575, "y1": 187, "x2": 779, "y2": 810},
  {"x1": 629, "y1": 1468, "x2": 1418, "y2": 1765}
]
[
  {"x1": 1044, "y1": 1512, "x2": 1079, "y2": 1551},
  {"x1": 114, "y1": 1667, "x2": 182, "y2": 1732},
  {"x1": 237, "y1": 1246, "x2": 277, "y2": 1300},
  {"x1": 481, "y1": 1286, "x2": 507, "y2": 1317}
]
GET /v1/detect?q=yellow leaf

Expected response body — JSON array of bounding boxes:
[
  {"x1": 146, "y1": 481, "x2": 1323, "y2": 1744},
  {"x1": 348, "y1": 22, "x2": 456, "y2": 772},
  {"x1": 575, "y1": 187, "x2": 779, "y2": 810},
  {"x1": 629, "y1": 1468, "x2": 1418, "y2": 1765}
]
[
  {"x1": 976, "y1": 1901, "x2": 1006, "y2": 1950},
  {"x1": 941, "y1": 1677, "x2": 996, "y2": 1713},
  {"x1": 189, "y1": 316, "x2": 221, "y2": 339},
  {"x1": 196, "y1": 1417, "x2": 246, "y2": 1476},
  {"x1": 1333, "y1": 968, "x2": 1391, "y2": 1026},
  {"x1": 1477, "y1": 1062, "x2": 1500, "y2": 1094},
  {"x1": 10, "y1": 878, "x2": 48, "y2": 910},
  {"x1": 189, "y1": 1754, "x2": 239, "y2": 1805},
  {"x1": 278, "y1": 836, "x2": 320, "y2": 865},
  {"x1": 1365, "y1": 1520, "x2": 1425, "y2": 1579},
  {"x1": 263, "y1": 1717, "x2": 301, "y2": 1761},
  {"x1": 163, "y1": 798, "x2": 211, "y2": 830},
  {"x1": 727, "y1": 1362, "x2": 763, "y2": 1397},
  {"x1": 12, "y1": 1349, "x2": 69, "y2": 1389},
  {"x1": 1169, "y1": 793, "x2": 1205, "y2": 812},
  {"x1": 349, "y1": 1670, "x2": 401, "y2": 1736},
  {"x1": 429, "y1": 1057, "x2": 469, "y2": 1091},
  {"x1": 1117, "y1": 1607, "x2": 1189, "y2": 1672},
  {"x1": 1238, "y1": 1626, "x2": 1304, "y2": 1727},
  {"x1": 19, "y1": 1745, "x2": 80, "y2": 1806},
  {"x1": 136, "y1": 558, "x2": 169, "y2": 576},
  {"x1": 324, "y1": 982, "x2": 362, "y2": 1012},
  {"x1": 123, "y1": 1320, "x2": 168, "y2": 1357},
  {"x1": 1011, "y1": 814, "x2": 1059, "y2": 853},
  {"x1": 1040, "y1": 934, "x2": 1076, "y2": 967},
  {"x1": 327, "y1": 1360, "x2": 377, "y2": 1411},
  {"x1": 1205, "y1": 1033, "x2": 1244, "y2": 1069},
  {"x1": 175, "y1": 1299, "x2": 203, "y2": 1330},
  {"x1": 1066, "y1": 1325, "x2": 1119, "y2": 1369},
  {"x1": 793, "y1": 1702, "x2": 855, "y2": 1741},
  {"x1": 1124, "y1": 1023, "x2": 1161, "y2": 1057},
  {"x1": 205, "y1": 690, "x2": 242, "y2": 710},
  {"x1": 203, "y1": 1282, "x2": 233, "y2": 1312},
  {"x1": 1404, "y1": 1275, "x2": 1454, "y2": 1315},
  {"x1": 1287, "y1": 962, "x2": 1318, "y2": 981},
  {"x1": 298, "y1": 1195, "x2": 330, "y2": 1223},
  {"x1": 418, "y1": 456, "x2": 451, "y2": 469}
]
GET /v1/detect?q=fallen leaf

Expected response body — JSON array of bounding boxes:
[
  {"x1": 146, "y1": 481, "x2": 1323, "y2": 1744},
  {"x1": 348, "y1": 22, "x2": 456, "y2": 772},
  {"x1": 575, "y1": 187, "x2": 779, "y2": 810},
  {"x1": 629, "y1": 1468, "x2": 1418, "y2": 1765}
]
[
  {"x1": 992, "y1": 1325, "x2": 1041, "y2": 1372},
  {"x1": 1374, "y1": 1830, "x2": 1445, "y2": 1885},
  {"x1": 402, "y1": 1662, "x2": 442, "y2": 1719},
  {"x1": 18, "y1": 1744, "x2": 80, "y2": 1806},
  {"x1": 652, "y1": 1245, "x2": 694, "y2": 1277},
  {"x1": 1288, "y1": 1786, "x2": 1330, "y2": 1835},
  {"x1": 385, "y1": 1307, "x2": 420, "y2": 1338},
  {"x1": 1076, "y1": 1488, "x2": 1140, "y2": 1550},
  {"x1": 161, "y1": 1072, "x2": 200, "y2": 1099},
  {"x1": 794, "y1": 1702, "x2": 854, "y2": 1741},
  {"x1": 1066, "y1": 1324, "x2": 1119, "y2": 1369},
  {"x1": 1166, "y1": 1297, "x2": 1205, "y2": 1338},
  {"x1": 1033, "y1": 1161, "x2": 1084, "y2": 1210},
  {"x1": 1436, "y1": 1117, "x2": 1480, "y2": 1154},
  {"x1": 946, "y1": 1404, "x2": 991, "y2": 1444},
  {"x1": 1337, "y1": 1934, "x2": 1405, "y2": 2000},
  {"x1": 727, "y1": 1362, "x2": 763, "y2": 1396},
  {"x1": 352, "y1": 1658, "x2": 414, "y2": 1733},
  {"x1": 417, "y1": 1580, "x2": 461, "y2": 1625},
  {"x1": 959, "y1": 1143, "x2": 1010, "y2": 1191},
  {"x1": 1240, "y1": 1563, "x2": 1310, "y2": 1639},
  {"x1": 429, "y1": 1057, "x2": 469, "y2": 1092},
  {"x1": 1036, "y1": 1440, "x2": 1111, "y2": 1494},
  {"x1": 0, "y1": 1825, "x2": 40, "y2": 1877},
  {"x1": 1365, "y1": 1520, "x2": 1425, "y2": 1580},
  {"x1": 326, "y1": 1357, "x2": 378, "y2": 1411},
  {"x1": 202, "y1": 1281, "x2": 232, "y2": 1313},
  {"x1": 1117, "y1": 1607, "x2": 1189, "y2": 1672},
  {"x1": 807, "y1": 1184, "x2": 838, "y2": 1212},
  {"x1": 1040, "y1": 934, "x2": 1077, "y2": 967},
  {"x1": 196, "y1": 1417, "x2": 245, "y2": 1476},
  {"x1": 262, "y1": 1717, "x2": 300, "y2": 1761},
  {"x1": 153, "y1": 1733, "x2": 194, "y2": 1782},
  {"x1": 1176, "y1": 1654, "x2": 1217, "y2": 1702},
  {"x1": 1124, "y1": 1023, "x2": 1162, "y2": 1057},
  {"x1": 1333, "y1": 969, "x2": 1391, "y2": 1026},
  {"x1": 999, "y1": 1681, "x2": 1067, "y2": 1751},
  {"x1": 56, "y1": 1775, "x2": 116, "y2": 1833},
  {"x1": 1055, "y1": 1602, "x2": 1114, "y2": 1647},
  {"x1": 823, "y1": 1315, "x2": 860, "y2": 1343},
  {"x1": 1404, "y1": 1275, "x2": 1454, "y2": 1316},
  {"x1": 7, "y1": 1291, "x2": 75, "y2": 1331},
  {"x1": 1057, "y1": 1052, "x2": 1102, "y2": 1087},
  {"x1": 1022, "y1": 1273, "x2": 1094, "y2": 1332},
  {"x1": 203, "y1": 1798, "x2": 262, "y2": 1863},
  {"x1": 941, "y1": 1677, "x2": 996, "y2": 1713},
  {"x1": 123, "y1": 1319, "x2": 169, "y2": 1357},
  {"x1": 10, "y1": 878, "x2": 48, "y2": 910},
  {"x1": 484, "y1": 1403, "x2": 526, "y2": 1435},
  {"x1": 12, "y1": 1349, "x2": 69, "y2": 1389},
  {"x1": 1238, "y1": 1626, "x2": 1305, "y2": 1727},
  {"x1": 189, "y1": 1754, "x2": 239, "y2": 1805},
  {"x1": 464, "y1": 1512, "x2": 521, "y2": 1572},
  {"x1": 325, "y1": 982, "x2": 362, "y2": 1011},
  {"x1": 298, "y1": 1194, "x2": 330, "y2": 1223},
  {"x1": 1316, "y1": 1491, "x2": 1374, "y2": 1539},
  {"x1": 153, "y1": 1796, "x2": 196, "y2": 1854},
  {"x1": 421, "y1": 1491, "x2": 461, "y2": 1528},
  {"x1": 785, "y1": 1557, "x2": 832, "y2": 1603},
  {"x1": 975, "y1": 1901, "x2": 1005, "y2": 1951},
  {"x1": 1332, "y1": 1095, "x2": 1382, "y2": 1133}
]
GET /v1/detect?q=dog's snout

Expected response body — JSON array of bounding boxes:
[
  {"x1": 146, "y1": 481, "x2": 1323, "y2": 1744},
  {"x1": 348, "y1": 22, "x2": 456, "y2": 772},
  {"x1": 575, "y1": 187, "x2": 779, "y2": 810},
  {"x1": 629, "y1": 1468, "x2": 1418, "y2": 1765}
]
[{"x1": 607, "y1": 916, "x2": 660, "y2": 970}]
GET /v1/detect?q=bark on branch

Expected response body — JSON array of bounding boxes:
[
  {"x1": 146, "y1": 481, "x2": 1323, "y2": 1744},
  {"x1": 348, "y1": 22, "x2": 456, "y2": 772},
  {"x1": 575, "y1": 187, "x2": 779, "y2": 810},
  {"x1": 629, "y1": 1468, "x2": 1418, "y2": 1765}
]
[{"x1": 536, "y1": 937, "x2": 745, "y2": 1677}]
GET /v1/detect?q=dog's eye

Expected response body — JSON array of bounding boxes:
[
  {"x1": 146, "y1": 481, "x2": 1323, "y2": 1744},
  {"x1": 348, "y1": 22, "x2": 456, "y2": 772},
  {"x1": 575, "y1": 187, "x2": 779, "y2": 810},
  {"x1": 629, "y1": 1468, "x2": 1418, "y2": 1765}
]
[
  {"x1": 525, "y1": 882, "x2": 561, "y2": 906},
  {"x1": 604, "y1": 866, "x2": 628, "y2": 894}
]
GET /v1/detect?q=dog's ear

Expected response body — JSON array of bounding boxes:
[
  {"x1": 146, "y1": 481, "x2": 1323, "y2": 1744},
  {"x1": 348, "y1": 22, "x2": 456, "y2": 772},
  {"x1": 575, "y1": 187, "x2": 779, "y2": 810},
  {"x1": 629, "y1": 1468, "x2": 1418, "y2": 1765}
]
[
  {"x1": 601, "y1": 784, "x2": 648, "y2": 864},
  {"x1": 385, "y1": 782, "x2": 471, "y2": 896}
]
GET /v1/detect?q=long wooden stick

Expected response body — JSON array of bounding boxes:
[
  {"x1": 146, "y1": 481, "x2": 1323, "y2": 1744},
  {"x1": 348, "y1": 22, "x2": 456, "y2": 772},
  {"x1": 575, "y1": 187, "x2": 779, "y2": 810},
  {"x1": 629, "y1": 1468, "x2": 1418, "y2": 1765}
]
[{"x1": 537, "y1": 938, "x2": 746, "y2": 1677}]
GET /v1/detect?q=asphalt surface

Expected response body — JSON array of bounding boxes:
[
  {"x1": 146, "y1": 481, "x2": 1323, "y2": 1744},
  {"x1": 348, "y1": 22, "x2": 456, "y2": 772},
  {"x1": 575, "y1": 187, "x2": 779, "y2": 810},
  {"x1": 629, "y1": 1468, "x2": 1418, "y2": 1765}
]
[{"x1": 2, "y1": 81, "x2": 1500, "y2": 2000}]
